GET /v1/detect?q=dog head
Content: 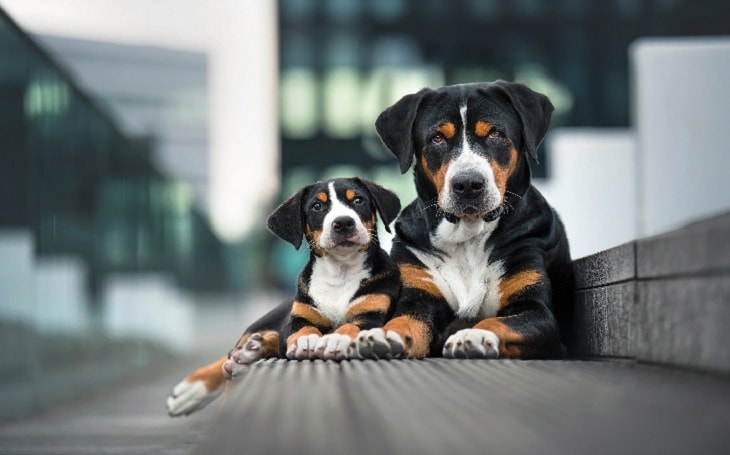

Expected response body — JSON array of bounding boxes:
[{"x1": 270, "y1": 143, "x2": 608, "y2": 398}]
[
  {"x1": 375, "y1": 81, "x2": 553, "y2": 223},
  {"x1": 267, "y1": 177, "x2": 401, "y2": 257}
]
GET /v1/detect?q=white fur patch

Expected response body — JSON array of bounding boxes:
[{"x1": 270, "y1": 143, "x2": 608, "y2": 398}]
[
  {"x1": 166, "y1": 379, "x2": 222, "y2": 417},
  {"x1": 408, "y1": 218, "x2": 503, "y2": 319},
  {"x1": 443, "y1": 328, "x2": 500, "y2": 359}
]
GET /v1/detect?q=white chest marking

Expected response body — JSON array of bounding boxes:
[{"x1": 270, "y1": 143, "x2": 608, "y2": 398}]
[
  {"x1": 409, "y1": 218, "x2": 504, "y2": 319},
  {"x1": 308, "y1": 253, "x2": 370, "y2": 326}
]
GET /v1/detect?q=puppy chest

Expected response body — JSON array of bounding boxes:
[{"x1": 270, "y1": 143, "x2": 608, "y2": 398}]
[{"x1": 308, "y1": 262, "x2": 370, "y2": 326}]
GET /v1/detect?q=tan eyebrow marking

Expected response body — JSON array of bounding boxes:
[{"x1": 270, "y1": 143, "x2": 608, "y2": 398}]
[
  {"x1": 345, "y1": 189, "x2": 356, "y2": 201},
  {"x1": 437, "y1": 122, "x2": 456, "y2": 139},
  {"x1": 475, "y1": 120, "x2": 492, "y2": 137},
  {"x1": 316, "y1": 192, "x2": 328, "y2": 202}
]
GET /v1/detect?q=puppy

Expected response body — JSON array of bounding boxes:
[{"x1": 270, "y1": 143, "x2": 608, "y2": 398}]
[
  {"x1": 355, "y1": 81, "x2": 575, "y2": 360},
  {"x1": 166, "y1": 177, "x2": 401, "y2": 416}
]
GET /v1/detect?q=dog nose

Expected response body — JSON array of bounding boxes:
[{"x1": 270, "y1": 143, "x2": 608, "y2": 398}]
[
  {"x1": 452, "y1": 172, "x2": 486, "y2": 198},
  {"x1": 332, "y1": 216, "x2": 356, "y2": 234}
]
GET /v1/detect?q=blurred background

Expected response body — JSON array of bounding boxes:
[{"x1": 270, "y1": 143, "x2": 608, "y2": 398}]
[{"x1": 0, "y1": 0, "x2": 728, "y2": 419}]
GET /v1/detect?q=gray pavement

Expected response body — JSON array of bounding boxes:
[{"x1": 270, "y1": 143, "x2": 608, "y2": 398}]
[
  {"x1": 0, "y1": 351, "x2": 217, "y2": 455},
  {"x1": 1, "y1": 356, "x2": 729, "y2": 454}
]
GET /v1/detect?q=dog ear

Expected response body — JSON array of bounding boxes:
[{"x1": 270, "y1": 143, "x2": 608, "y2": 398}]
[
  {"x1": 355, "y1": 178, "x2": 401, "y2": 233},
  {"x1": 375, "y1": 88, "x2": 429, "y2": 174},
  {"x1": 266, "y1": 188, "x2": 306, "y2": 249},
  {"x1": 492, "y1": 81, "x2": 554, "y2": 163}
]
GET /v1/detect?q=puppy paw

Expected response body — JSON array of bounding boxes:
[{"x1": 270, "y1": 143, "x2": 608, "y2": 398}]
[
  {"x1": 355, "y1": 328, "x2": 405, "y2": 360},
  {"x1": 442, "y1": 329, "x2": 499, "y2": 359},
  {"x1": 314, "y1": 333, "x2": 353, "y2": 361},
  {"x1": 166, "y1": 378, "x2": 223, "y2": 417},
  {"x1": 286, "y1": 333, "x2": 321, "y2": 360}
]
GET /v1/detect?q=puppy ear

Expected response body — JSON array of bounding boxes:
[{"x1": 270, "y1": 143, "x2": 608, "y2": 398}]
[
  {"x1": 492, "y1": 81, "x2": 554, "y2": 163},
  {"x1": 375, "y1": 88, "x2": 429, "y2": 174},
  {"x1": 355, "y1": 178, "x2": 401, "y2": 233},
  {"x1": 267, "y1": 189, "x2": 305, "y2": 249}
]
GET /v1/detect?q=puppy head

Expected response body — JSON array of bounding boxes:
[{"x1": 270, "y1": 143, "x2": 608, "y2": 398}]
[
  {"x1": 267, "y1": 178, "x2": 400, "y2": 256},
  {"x1": 375, "y1": 81, "x2": 553, "y2": 222}
]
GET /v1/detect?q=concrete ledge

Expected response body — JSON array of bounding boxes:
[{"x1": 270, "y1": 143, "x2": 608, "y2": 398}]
[{"x1": 570, "y1": 212, "x2": 730, "y2": 373}]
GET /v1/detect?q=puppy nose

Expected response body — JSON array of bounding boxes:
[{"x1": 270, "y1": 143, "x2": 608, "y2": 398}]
[
  {"x1": 452, "y1": 172, "x2": 486, "y2": 198},
  {"x1": 332, "y1": 216, "x2": 356, "y2": 234}
]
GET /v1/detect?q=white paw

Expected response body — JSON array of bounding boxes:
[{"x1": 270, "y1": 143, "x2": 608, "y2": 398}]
[
  {"x1": 222, "y1": 358, "x2": 250, "y2": 379},
  {"x1": 355, "y1": 328, "x2": 405, "y2": 360},
  {"x1": 286, "y1": 333, "x2": 321, "y2": 360},
  {"x1": 314, "y1": 333, "x2": 353, "y2": 361},
  {"x1": 166, "y1": 378, "x2": 223, "y2": 417},
  {"x1": 442, "y1": 329, "x2": 499, "y2": 359},
  {"x1": 233, "y1": 333, "x2": 266, "y2": 364}
]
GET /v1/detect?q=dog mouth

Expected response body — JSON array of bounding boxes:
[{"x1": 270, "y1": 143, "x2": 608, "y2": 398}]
[
  {"x1": 329, "y1": 233, "x2": 368, "y2": 249},
  {"x1": 443, "y1": 203, "x2": 502, "y2": 223}
]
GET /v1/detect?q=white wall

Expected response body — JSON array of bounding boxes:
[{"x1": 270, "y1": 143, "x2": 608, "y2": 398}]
[
  {"x1": 536, "y1": 129, "x2": 638, "y2": 259},
  {"x1": 102, "y1": 274, "x2": 195, "y2": 353},
  {"x1": 34, "y1": 257, "x2": 90, "y2": 333},
  {"x1": 631, "y1": 37, "x2": 730, "y2": 237},
  {"x1": 0, "y1": 231, "x2": 34, "y2": 323}
]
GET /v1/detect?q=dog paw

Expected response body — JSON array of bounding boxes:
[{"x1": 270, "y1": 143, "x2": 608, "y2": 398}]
[
  {"x1": 166, "y1": 378, "x2": 223, "y2": 417},
  {"x1": 314, "y1": 333, "x2": 353, "y2": 361},
  {"x1": 286, "y1": 333, "x2": 321, "y2": 360},
  {"x1": 355, "y1": 328, "x2": 405, "y2": 360},
  {"x1": 442, "y1": 329, "x2": 499, "y2": 359}
]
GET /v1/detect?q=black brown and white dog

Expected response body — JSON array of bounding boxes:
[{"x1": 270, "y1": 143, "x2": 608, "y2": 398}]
[
  {"x1": 166, "y1": 177, "x2": 401, "y2": 416},
  {"x1": 354, "y1": 81, "x2": 574, "y2": 360}
]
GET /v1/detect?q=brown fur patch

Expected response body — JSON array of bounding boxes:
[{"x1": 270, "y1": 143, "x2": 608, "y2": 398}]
[
  {"x1": 400, "y1": 263, "x2": 443, "y2": 297},
  {"x1": 472, "y1": 318, "x2": 527, "y2": 358},
  {"x1": 292, "y1": 301, "x2": 333, "y2": 329},
  {"x1": 316, "y1": 192, "x2": 328, "y2": 202},
  {"x1": 345, "y1": 189, "x2": 356, "y2": 201},
  {"x1": 420, "y1": 155, "x2": 449, "y2": 195},
  {"x1": 475, "y1": 120, "x2": 492, "y2": 137},
  {"x1": 286, "y1": 326, "x2": 323, "y2": 348},
  {"x1": 490, "y1": 148, "x2": 519, "y2": 196},
  {"x1": 437, "y1": 122, "x2": 456, "y2": 139},
  {"x1": 187, "y1": 355, "x2": 227, "y2": 392},
  {"x1": 346, "y1": 293, "x2": 391, "y2": 321},
  {"x1": 257, "y1": 330, "x2": 281, "y2": 357},
  {"x1": 383, "y1": 316, "x2": 430, "y2": 358},
  {"x1": 334, "y1": 323, "x2": 360, "y2": 339},
  {"x1": 498, "y1": 269, "x2": 542, "y2": 309}
]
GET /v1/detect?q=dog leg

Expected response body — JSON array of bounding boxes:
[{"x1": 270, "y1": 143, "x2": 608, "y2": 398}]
[{"x1": 166, "y1": 356, "x2": 227, "y2": 417}]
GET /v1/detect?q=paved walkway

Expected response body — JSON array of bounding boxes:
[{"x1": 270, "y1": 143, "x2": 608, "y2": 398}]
[
  {"x1": 1, "y1": 356, "x2": 728, "y2": 454},
  {"x1": 0, "y1": 351, "x2": 217, "y2": 455}
]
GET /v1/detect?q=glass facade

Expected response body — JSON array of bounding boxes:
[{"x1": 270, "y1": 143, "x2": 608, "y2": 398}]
[
  {"x1": 278, "y1": 0, "x2": 730, "y2": 184},
  {"x1": 0, "y1": 9, "x2": 233, "y2": 303}
]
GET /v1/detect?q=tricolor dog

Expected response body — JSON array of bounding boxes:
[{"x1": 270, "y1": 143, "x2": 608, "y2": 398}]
[
  {"x1": 355, "y1": 81, "x2": 574, "y2": 360},
  {"x1": 166, "y1": 177, "x2": 401, "y2": 416}
]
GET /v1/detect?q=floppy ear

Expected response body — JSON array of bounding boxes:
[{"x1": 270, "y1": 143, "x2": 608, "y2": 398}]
[
  {"x1": 266, "y1": 188, "x2": 306, "y2": 249},
  {"x1": 375, "y1": 88, "x2": 429, "y2": 174},
  {"x1": 355, "y1": 178, "x2": 401, "y2": 233},
  {"x1": 492, "y1": 80, "x2": 554, "y2": 163}
]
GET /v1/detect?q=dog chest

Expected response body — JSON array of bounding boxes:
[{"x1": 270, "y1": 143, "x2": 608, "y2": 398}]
[
  {"x1": 409, "y1": 219, "x2": 504, "y2": 319},
  {"x1": 308, "y1": 257, "x2": 371, "y2": 326}
]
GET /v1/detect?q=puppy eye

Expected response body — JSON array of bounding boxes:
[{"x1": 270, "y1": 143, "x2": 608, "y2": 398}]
[
  {"x1": 352, "y1": 196, "x2": 364, "y2": 205},
  {"x1": 488, "y1": 130, "x2": 505, "y2": 139},
  {"x1": 431, "y1": 134, "x2": 444, "y2": 145},
  {"x1": 312, "y1": 201, "x2": 323, "y2": 211}
]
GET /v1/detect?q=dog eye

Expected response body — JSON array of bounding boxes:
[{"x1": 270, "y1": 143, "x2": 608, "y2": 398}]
[
  {"x1": 352, "y1": 196, "x2": 364, "y2": 205},
  {"x1": 488, "y1": 130, "x2": 505, "y2": 139},
  {"x1": 312, "y1": 201, "x2": 322, "y2": 211},
  {"x1": 431, "y1": 134, "x2": 444, "y2": 145}
]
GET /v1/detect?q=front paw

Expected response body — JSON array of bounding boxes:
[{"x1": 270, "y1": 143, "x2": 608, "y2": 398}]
[
  {"x1": 443, "y1": 329, "x2": 499, "y2": 359},
  {"x1": 355, "y1": 328, "x2": 405, "y2": 360},
  {"x1": 314, "y1": 333, "x2": 353, "y2": 361},
  {"x1": 286, "y1": 333, "x2": 321, "y2": 360}
]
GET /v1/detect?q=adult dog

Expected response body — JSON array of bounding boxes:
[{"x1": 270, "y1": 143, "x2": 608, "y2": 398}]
[
  {"x1": 355, "y1": 81, "x2": 574, "y2": 360},
  {"x1": 166, "y1": 177, "x2": 401, "y2": 416}
]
